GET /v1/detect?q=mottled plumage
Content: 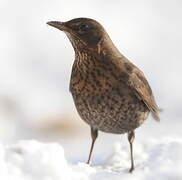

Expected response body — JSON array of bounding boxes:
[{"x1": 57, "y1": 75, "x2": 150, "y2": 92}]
[{"x1": 47, "y1": 18, "x2": 160, "y2": 172}]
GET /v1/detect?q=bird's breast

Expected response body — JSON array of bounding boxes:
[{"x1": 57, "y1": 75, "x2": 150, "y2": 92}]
[{"x1": 69, "y1": 53, "x2": 128, "y2": 96}]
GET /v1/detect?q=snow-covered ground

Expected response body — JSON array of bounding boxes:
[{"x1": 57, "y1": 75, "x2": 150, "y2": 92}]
[{"x1": 0, "y1": 137, "x2": 182, "y2": 180}]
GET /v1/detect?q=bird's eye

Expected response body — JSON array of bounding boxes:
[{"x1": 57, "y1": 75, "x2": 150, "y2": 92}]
[{"x1": 78, "y1": 24, "x2": 89, "y2": 33}]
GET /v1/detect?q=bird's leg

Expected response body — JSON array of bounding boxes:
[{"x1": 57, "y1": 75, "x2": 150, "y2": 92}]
[
  {"x1": 87, "y1": 127, "x2": 98, "y2": 164},
  {"x1": 127, "y1": 130, "x2": 135, "y2": 173}
]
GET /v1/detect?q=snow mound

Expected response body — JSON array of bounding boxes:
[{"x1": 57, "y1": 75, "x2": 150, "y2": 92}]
[
  {"x1": 0, "y1": 138, "x2": 181, "y2": 180},
  {"x1": 103, "y1": 137, "x2": 182, "y2": 180}
]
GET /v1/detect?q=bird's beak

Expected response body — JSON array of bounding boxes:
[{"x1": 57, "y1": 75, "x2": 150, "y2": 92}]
[{"x1": 47, "y1": 21, "x2": 68, "y2": 31}]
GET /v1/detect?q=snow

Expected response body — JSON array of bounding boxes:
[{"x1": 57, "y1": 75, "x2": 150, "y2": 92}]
[{"x1": 0, "y1": 137, "x2": 182, "y2": 180}]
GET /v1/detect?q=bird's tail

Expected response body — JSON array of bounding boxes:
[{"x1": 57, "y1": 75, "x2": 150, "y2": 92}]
[{"x1": 151, "y1": 108, "x2": 162, "y2": 122}]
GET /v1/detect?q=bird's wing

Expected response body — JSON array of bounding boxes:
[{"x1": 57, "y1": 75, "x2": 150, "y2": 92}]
[
  {"x1": 95, "y1": 53, "x2": 160, "y2": 121},
  {"x1": 125, "y1": 62, "x2": 160, "y2": 121}
]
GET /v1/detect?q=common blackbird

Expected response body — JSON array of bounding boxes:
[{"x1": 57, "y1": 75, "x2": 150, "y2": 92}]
[{"x1": 47, "y1": 18, "x2": 160, "y2": 173}]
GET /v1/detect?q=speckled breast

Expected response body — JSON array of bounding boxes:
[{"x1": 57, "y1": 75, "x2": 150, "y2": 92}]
[{"x1": 71, "y1": 87, "x2": 149, "y2": 134}]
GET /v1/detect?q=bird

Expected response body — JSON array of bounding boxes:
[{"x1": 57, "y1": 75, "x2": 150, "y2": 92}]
[{"x1": 47, "y1": 18, "x2": 160, "y2": 173}]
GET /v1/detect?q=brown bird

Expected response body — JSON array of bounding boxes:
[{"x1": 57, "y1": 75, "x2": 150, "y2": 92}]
[{"x1": 47, "y1": 18, "x2": 160, "y2": 173}]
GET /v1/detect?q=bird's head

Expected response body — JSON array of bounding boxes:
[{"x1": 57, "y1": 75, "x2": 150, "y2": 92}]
[{"x1": 47, "y1": 18, "x2": 106, "y2": 51}]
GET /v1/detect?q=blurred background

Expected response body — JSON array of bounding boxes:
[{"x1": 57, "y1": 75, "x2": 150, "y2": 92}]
[{"x1": 0, "y1": 0, "x2": 182, "y2": 162}]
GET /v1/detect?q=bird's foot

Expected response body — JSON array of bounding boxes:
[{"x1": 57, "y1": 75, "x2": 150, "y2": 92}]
[
  {"x1": 129, "y1": 166, "x2": 134, "y2": 173},
  {"x1": 86, "y1": 160, "x2": 91, "y2": 165}
]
